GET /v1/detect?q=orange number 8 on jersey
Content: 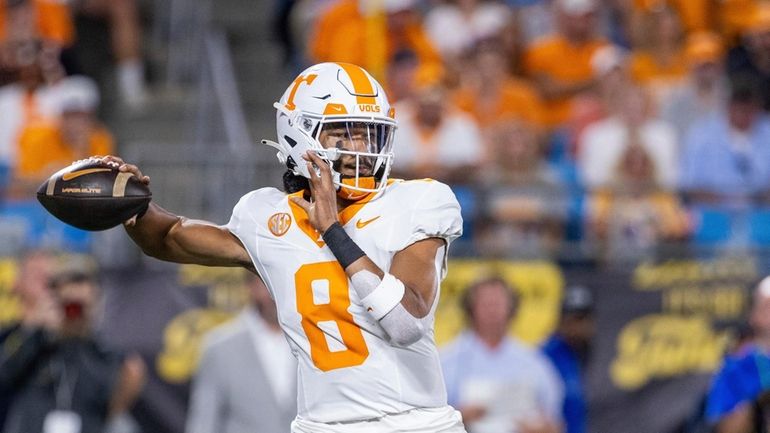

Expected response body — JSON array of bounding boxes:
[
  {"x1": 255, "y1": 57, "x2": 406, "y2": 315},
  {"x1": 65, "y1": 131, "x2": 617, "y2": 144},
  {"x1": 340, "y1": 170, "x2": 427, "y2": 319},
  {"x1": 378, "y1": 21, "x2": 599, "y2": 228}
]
[{"x1": 295, "y1": 261, "x2": 369, "y2": 372}]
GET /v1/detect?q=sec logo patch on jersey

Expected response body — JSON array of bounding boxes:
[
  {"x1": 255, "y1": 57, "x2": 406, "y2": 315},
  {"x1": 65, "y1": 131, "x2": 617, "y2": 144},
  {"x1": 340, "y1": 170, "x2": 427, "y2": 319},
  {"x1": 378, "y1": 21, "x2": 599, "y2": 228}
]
[{"x1": 268, "y1": 212, "x2": 292, "y2": 236}]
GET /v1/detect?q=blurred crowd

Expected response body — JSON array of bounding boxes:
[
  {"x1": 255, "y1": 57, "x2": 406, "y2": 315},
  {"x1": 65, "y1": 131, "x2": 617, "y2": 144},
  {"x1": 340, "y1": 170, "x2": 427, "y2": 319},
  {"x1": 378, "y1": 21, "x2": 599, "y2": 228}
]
[
  {"x1": 1, "y1": 0, "x2": 769, "y2": 262},
  {"x1": 3, "y1": 1, "x2": 770, "y2": 433},
  {"x1": 276, "y1": 0, "x2": 770, "y2": 261},
  {"x1": 0, "y1": 250, "x2": 145, "y2": 433},
  {"x1": 0, "y1": 0, "x2": 149, "y2": 252}
]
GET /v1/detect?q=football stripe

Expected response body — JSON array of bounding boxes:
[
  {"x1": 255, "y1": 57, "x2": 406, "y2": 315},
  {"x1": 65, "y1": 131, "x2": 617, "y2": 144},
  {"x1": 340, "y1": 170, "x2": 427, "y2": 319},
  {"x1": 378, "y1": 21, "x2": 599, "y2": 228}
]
[
  {"x1": 46, "y1": 177, "x2": 56, "y2": 196},
  {"x1": 113, "y1": 172, "x2": 133, "y2": 197}
]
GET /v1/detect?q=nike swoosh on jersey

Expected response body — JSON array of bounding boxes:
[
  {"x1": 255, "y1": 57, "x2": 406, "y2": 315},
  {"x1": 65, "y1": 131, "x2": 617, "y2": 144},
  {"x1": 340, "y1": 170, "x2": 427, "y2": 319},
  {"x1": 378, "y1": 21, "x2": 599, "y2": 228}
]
[
  {"x1": 356, "y1": 216, "x2": 380, "y2": 229},
  {"x1": 62, "y1": 168, "x2": 111, "y2": 181}
]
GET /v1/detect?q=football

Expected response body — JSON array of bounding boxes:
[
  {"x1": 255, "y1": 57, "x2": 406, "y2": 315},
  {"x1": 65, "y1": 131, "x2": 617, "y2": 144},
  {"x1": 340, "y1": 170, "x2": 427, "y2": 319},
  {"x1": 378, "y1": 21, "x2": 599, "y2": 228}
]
[{"x1": 36, "y1": 159, "x2": 152, "y2": 231}]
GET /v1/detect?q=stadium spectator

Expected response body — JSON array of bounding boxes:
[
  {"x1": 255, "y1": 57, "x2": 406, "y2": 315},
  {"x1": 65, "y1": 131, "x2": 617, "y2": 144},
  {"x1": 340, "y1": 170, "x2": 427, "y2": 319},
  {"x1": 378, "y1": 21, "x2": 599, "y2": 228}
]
[
  {"x1": 506, "y1": 0, "x2": 555, "y2": 45},
  {"x1": 629, "y1": 6, "x2": 688, "y2": 106},
  {"x1": 0, "y1": 0, "x2": 75, "y2": 48},
  {"x1": 590, "y1": 45, "x2": 632, "y2": 114},
  {"x1": 69, "y1": 0, "x2": 147, "y2": 110},
  {"x1": 441, "y1": 277, "x2": 564, "y2": 433},
  {"x1": 385, "y1": 48, "x2": 444, "y2": 104},
  {"x1": 385, "y1": 49, "x2": 420, "y2": 104},
  {"x1": 423, "y1": 0, "x2": 512, "y2": 63},
  {"x1": 474, "y1": 120, "x2": 567, "y2": 258},
  {"x1": 0, "y1": 0, "x2": 78, "y2": 89},
  {"x1": 542, "y1": 285, "x2": 596, "y2": 433},
  {"x1": 392, "y1": 81, "x2": 484, "y2": 182},
  {"x1": 272, "y1": 0, "x2": 302, "y2": 69},
  {"x1": 12, "y1": 75, "x2": 113, "y2": 194},
  {"x1": 308, "y1": 0, "x2": 442, "y2": 82},
  {"x1": 0, "y1": 249, "x2": 58, "y2": 429},
  {"x1": 628, "y1": 0, "x2": 711, "y2": 37},
  {"x1": 186, "y1": 275, "x2": 296, "y2": 433},
  {"x1": 659, "y1": 32, "x2": 729, "y2": 140},
  {"x1": 726, "y1": 3, "x2": 770, "y2": 112},
  {"x1": 0, "y1": 267, "x2": 145, "y2": 433},
  {"x1": 0, "y1": 39, "x2": 66, "y2": 183},
  {"x1": 523, "y1": 0, "x2": 609, "y2": 128},
  {"x1": 705, "y1": 276, "x2": 770, "y2": 433},
  {"x1": 679, "y1": 76, "x2": 770, "y2": 205},
  {"x1": 578, "y1": 85, "x2": 679, "y2": 191},
  {"x1": 587, "y1": 144, "x2": 689, "y2": 260},
  {"x1": 676, "y1": 321, "x2": 757, "y2": 433},
  {"x1": 718, "y1": 0, "x2": 762, "y2": 43},
  {"x1": 454, "y1": 39, "x2": 544, "y2": 129},
  {"x1": 562, "y1": 44, "x2": 630, "y2": 160}
]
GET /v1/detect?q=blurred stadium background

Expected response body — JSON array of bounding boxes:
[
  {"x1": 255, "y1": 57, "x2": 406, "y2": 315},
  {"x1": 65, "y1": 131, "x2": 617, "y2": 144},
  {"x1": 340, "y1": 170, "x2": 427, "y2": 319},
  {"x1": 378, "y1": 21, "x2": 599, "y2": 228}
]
[{"x1": 1, "y1": 0, "x2": 770, "y2": 432}]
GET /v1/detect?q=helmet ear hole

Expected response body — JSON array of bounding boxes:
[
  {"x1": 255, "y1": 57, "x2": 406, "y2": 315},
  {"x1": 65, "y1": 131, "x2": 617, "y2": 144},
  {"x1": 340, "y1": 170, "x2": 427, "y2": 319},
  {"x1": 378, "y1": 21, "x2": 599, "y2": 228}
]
[{"x1": 284, "y1": 135, "x2": 298, "y2": 148}]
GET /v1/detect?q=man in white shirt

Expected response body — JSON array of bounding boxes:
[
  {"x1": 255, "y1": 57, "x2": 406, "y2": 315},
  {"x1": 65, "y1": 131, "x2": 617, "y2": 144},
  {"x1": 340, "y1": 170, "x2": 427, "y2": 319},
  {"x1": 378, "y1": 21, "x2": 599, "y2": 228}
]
[
  {"x1": 441, "y1": 277, "x2": 564, "y2": 433},
  {"x1": 578, "y1": 86, "x2": 679, "y2": 191},
  {"x1": 392, "y1": 83, "x2": 484, "y2": 182}
]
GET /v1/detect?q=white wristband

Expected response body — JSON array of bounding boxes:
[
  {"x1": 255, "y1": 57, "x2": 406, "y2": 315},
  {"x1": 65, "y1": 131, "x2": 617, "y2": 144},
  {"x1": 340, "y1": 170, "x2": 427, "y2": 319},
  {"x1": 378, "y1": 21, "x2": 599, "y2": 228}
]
[{"x1": 360, "y1": 273, "x2": 405, "y2": 320}]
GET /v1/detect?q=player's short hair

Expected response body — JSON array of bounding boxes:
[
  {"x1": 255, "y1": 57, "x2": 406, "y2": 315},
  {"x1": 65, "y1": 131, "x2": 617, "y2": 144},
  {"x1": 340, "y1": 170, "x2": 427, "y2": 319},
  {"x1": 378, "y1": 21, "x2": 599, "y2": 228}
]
[
  {"x1": 460, "y1": 276, "x2": 518, "y2": 322},
  {"x1": 729, "y1": 74, "x2": 763, "y2": 105},
  {"x1": 7, "y1": 0, "x2": 29, "y2": 8}
]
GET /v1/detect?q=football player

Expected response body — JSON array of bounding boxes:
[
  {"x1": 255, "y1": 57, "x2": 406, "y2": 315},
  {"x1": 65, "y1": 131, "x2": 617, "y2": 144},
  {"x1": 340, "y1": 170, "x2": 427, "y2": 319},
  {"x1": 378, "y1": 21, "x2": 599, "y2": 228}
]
[{"x1": 100, "y1": 62, "x2": 467, "y2": 432}]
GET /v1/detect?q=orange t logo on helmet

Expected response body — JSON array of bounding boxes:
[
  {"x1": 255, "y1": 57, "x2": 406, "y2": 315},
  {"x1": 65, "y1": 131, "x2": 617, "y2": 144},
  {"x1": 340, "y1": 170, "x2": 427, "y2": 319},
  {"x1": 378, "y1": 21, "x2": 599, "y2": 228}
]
[{"x1": 284, "y1": 74, "x2": 318, "y2": 111}]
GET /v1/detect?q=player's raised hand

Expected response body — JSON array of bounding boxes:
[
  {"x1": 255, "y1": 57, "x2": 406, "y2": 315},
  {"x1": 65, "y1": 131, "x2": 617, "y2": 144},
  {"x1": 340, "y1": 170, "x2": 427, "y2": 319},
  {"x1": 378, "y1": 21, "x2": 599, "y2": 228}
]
[
  {"x1": 21, "y1": 292, "x2": 62, "y2": 332},
  {"x1": 289, "y1": 151, "x2": 339, "y2": 234}
]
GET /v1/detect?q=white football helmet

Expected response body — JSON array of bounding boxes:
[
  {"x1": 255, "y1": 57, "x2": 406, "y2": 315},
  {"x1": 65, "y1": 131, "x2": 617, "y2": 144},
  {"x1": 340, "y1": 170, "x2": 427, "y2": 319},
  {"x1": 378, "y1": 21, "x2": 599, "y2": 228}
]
[{"x1": 262, "y1": 62, "x2": 397, "y2": 201}]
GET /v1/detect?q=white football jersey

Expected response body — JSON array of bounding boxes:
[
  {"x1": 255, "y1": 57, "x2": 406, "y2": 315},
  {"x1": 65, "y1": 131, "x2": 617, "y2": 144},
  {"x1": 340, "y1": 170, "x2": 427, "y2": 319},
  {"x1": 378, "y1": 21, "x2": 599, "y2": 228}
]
[{"x1": 227, "y1": 179, "x2": 463, "y2": 423}]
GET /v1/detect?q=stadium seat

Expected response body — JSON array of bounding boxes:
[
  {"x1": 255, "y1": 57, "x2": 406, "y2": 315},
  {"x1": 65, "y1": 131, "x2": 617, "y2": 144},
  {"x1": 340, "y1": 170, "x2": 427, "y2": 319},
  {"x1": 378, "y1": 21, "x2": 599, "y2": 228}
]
[
  {"x1": 450, "y1": 185, "x2": 477, "y2": 245},
  {"x1": 690, "y1": 206, "x2": 733, "y2": 245},
  {"x1": 0, "y1": 199, "x2": 91, "y2": 252},
  {"x1": 750, "y1": 208, "x2": 770, "y2": 245}
]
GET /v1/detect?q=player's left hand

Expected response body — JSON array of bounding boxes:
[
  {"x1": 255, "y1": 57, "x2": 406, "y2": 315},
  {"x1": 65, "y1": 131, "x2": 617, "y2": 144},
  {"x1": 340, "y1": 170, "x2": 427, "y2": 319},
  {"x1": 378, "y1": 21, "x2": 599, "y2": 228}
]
[{"x1": 290, "y1": 151, "x2": 339, "y2": 234}]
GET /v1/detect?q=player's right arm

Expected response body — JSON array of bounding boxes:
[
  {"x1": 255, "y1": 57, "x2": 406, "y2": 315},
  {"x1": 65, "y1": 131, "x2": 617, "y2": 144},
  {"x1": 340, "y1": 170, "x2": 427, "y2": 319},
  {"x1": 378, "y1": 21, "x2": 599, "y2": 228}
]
[{"x1": 101, "y1": 156, "x2": 254, "y2": 270}]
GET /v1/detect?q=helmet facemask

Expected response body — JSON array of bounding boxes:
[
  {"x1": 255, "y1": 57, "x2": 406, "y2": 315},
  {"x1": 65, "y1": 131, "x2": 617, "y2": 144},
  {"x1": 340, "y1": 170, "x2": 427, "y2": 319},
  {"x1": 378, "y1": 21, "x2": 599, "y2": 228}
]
[{"x1": 314, "y1": 120, "x2": 395, "y2": 200}]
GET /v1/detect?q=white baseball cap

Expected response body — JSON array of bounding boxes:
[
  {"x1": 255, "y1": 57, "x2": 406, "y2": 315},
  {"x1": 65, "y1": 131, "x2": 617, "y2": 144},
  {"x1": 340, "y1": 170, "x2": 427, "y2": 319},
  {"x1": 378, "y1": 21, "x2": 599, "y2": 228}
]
[
  {"x1": 59, "y1": 75, "x2": 100, "y2": 113},
  {"x1": 591, "y1": 45, "x2": 629, "y2": 76},
  {"x1": 556, "y1": 0, "x2": 597, "y2": 15},
  {"x1": 359, "y1": 0, "x2": 416, "y2": 14}
]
